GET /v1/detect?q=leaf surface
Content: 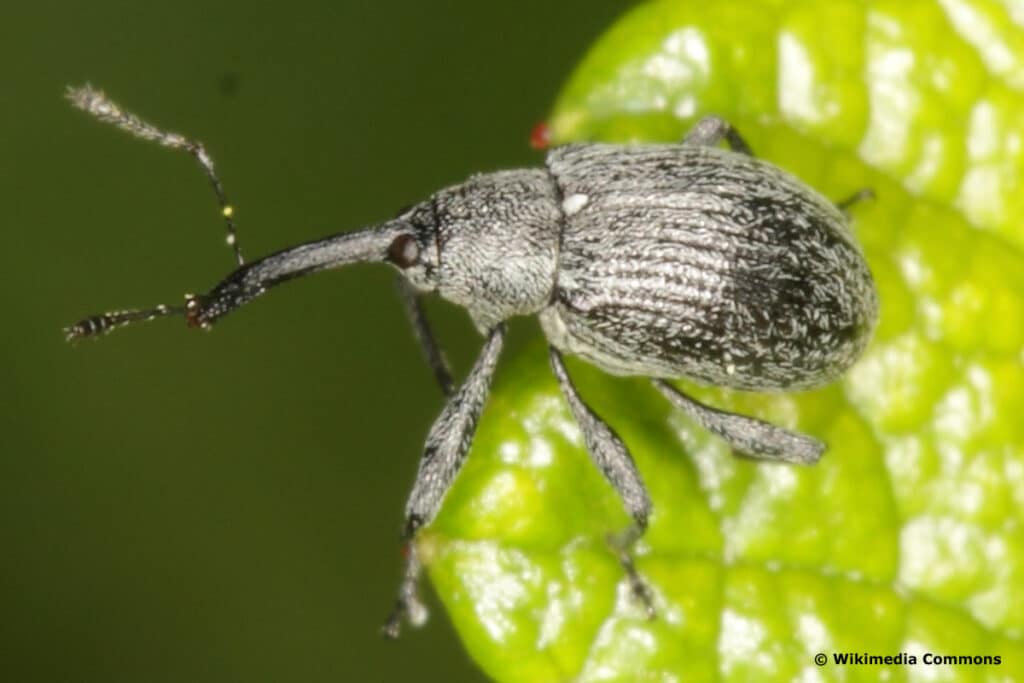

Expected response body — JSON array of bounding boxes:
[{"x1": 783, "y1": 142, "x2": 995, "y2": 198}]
[{"x1": 425, "y1": 1, "x2": 1024, "y2": 680}]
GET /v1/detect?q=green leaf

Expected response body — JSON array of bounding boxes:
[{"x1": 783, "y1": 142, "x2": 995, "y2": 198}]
[{"x1": 423, "y1": 1, "x2": 1024, "y2": 680}]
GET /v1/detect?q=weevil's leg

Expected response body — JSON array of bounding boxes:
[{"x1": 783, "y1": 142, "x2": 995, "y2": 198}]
[
  {"x1": 395, "y1": 276, "x2": 455, "y2": 397},
  {"x1": 549, "y1": 348, "x2": 655, "y2": 619},
  {"x1": 682, "y1": 115, "x2": 753, "y2": 155},
  {"x1": 66, "y1": 85, "x2": 244, "y2": 265},
  {"x1": 652, "y1": 380, "x2": 824, "y2": 465},
  {"x1": 836, "y1": 187, "x2": 876, "y2": 214},
  {"x1": 383, "y1": 323, "x2": 506, "y2": 638}
]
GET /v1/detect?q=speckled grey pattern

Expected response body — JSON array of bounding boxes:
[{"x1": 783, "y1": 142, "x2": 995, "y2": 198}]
[
  {"x1": 66, "y1": 94, "x2": 879, "y2": 637},
  {"x1": 540, "y1": 143, "x2": 878, "y2": 390},
  {"x1": 431, "y1": 169, "x2": 562, "y2": 330}
]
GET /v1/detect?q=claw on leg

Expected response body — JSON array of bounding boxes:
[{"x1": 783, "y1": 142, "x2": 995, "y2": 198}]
[
  {"x1": 382, "y1": 541, "x2": 428, "y2": 639},
  {"x1": 607, "y1": 525, "x2": 655, "y2": 620}
]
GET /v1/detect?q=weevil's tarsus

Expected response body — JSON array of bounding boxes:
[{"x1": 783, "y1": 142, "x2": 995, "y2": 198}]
[
  {"x1": 382, "y1": 541, "x2": 428, "y2": 639},
  {"x1": 386, "y1": 323, "x2": 506, "y2": 637},
  {"x1": 682, "y1": 114, "x2": 753, "y2": 155},
  {"x1": 396, "y1": 276, "x2": 455, "y2": 397},
  {"x1": 549, "y1": 348, "x2": 655, "y2": 618},
  {"x1": 836, "y1": 187, "x2": 876, "y2": 214},
  {"x1": 653, "y1": 380, "x2": 825, "y2": 464},
  {"x1": 66, "y1": 84, "x2": 244, "y2": 266},
  {"x1": 607, "y1": 524, "x2": 656, "y2": 620},
  {"x1": 65, "y1": 304, "x2": 185, "y2": 342}
]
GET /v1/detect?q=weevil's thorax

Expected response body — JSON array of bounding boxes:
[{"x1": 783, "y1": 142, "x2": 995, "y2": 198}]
[{"x1": 431, "y1": 169, "x2": 562, "y2": 331}]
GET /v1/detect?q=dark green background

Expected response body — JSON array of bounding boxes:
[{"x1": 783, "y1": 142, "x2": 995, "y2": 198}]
[{"x1": 1, "y1": 2, "x2": 630, "y2": 680}]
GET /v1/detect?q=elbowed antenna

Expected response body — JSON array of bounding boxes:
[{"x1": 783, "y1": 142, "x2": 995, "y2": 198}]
[
  {"x1": 66, "y1": 85, "x2": 245, "y2": 266},
  {"x1": 65, "y1": 222, "x2": 409, "y2": 341}
]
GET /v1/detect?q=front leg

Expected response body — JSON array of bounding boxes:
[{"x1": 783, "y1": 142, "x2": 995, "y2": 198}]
[
  {"x1": 383, "y1": 323, "x2": 506, "y2": 638},
  {"x1": 548, "y1": 348, "x2": 655, "y2": 618},
  {"x1": 396, "y1": 276, "x2": 455, "y2": 397}
]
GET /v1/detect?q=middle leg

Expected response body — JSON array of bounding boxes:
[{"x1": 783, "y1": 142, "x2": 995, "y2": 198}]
[
  {"x1": 548, "y1": 347, "x2": 655, "y2": 618},
  {"x1": 396, "y1": 275, "x2": 455, "y2": 397}
]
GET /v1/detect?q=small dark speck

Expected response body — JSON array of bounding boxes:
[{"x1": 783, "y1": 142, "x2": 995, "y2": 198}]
[{"x1": 218, "y1": 72, "x2": 240, "y2": 97}]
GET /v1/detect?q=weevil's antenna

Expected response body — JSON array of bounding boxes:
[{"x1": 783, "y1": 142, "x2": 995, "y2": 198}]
[
  {"x1": 65, "y1": 304, "x2": 185, "y2": 342},
  {"x1": 66, "y1": 84, "x2": 244, "y2": 266}
]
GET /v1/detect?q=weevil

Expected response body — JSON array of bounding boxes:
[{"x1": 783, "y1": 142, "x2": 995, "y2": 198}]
[{"x1": 65, "y1": 86, "x2": 878, "y2": 637}]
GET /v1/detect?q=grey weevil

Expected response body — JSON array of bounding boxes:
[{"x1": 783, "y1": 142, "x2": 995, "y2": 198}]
[{"x1": 65, "y1": 86, "x2": 878, "y2": 638}]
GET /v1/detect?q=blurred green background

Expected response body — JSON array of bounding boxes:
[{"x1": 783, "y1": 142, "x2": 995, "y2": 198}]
[{"x1": 0, "y1": 2, "x2": 632, "y2": 680}]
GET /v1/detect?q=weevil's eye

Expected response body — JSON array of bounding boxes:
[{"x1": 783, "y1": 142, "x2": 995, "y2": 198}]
[{"x1": 387, "y1": 233, "x2": 420, "y2": 268}]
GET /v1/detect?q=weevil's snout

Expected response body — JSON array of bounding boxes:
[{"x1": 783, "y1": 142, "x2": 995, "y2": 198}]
[
  {"x1": 181, "y1": 266, "x2": 256, "y2": 330},
  {"x1": 181, "y1": 222, "x2": 416, "y2": 331},
  {"x1": 184, "y1": 294, "x2": 211, "y2": 329},
  {"x1": 183, "y1": 278, "x2": 258, "y2": 330}
]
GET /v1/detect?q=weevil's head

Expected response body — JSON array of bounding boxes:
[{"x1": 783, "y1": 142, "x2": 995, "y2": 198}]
[{"x1": 385, "y1": 200, "x2": 442, "y2": 293}]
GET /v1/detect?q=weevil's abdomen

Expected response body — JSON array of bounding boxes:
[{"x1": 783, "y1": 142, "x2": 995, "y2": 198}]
[{"x1": 539, "y1": 143, "x2": 878, "y2": 391}]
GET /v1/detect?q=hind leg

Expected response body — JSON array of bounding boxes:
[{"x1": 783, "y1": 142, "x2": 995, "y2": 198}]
[{"x1": 653, "y1": 380, "x2": 824, "y2": 464}]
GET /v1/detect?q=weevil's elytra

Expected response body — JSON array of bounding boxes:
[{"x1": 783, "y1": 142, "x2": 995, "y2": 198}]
[
  {"x1": 65, "y1": 87, "x2": 878, "y2": 639},
  {"x1": 541, "y1": 143, "x2": 877, "y2": 390}
]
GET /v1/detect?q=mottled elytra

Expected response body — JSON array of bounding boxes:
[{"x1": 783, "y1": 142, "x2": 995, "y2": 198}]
[{"x1": 65, "y1": 86, "x2": 878, "y2": 638}]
